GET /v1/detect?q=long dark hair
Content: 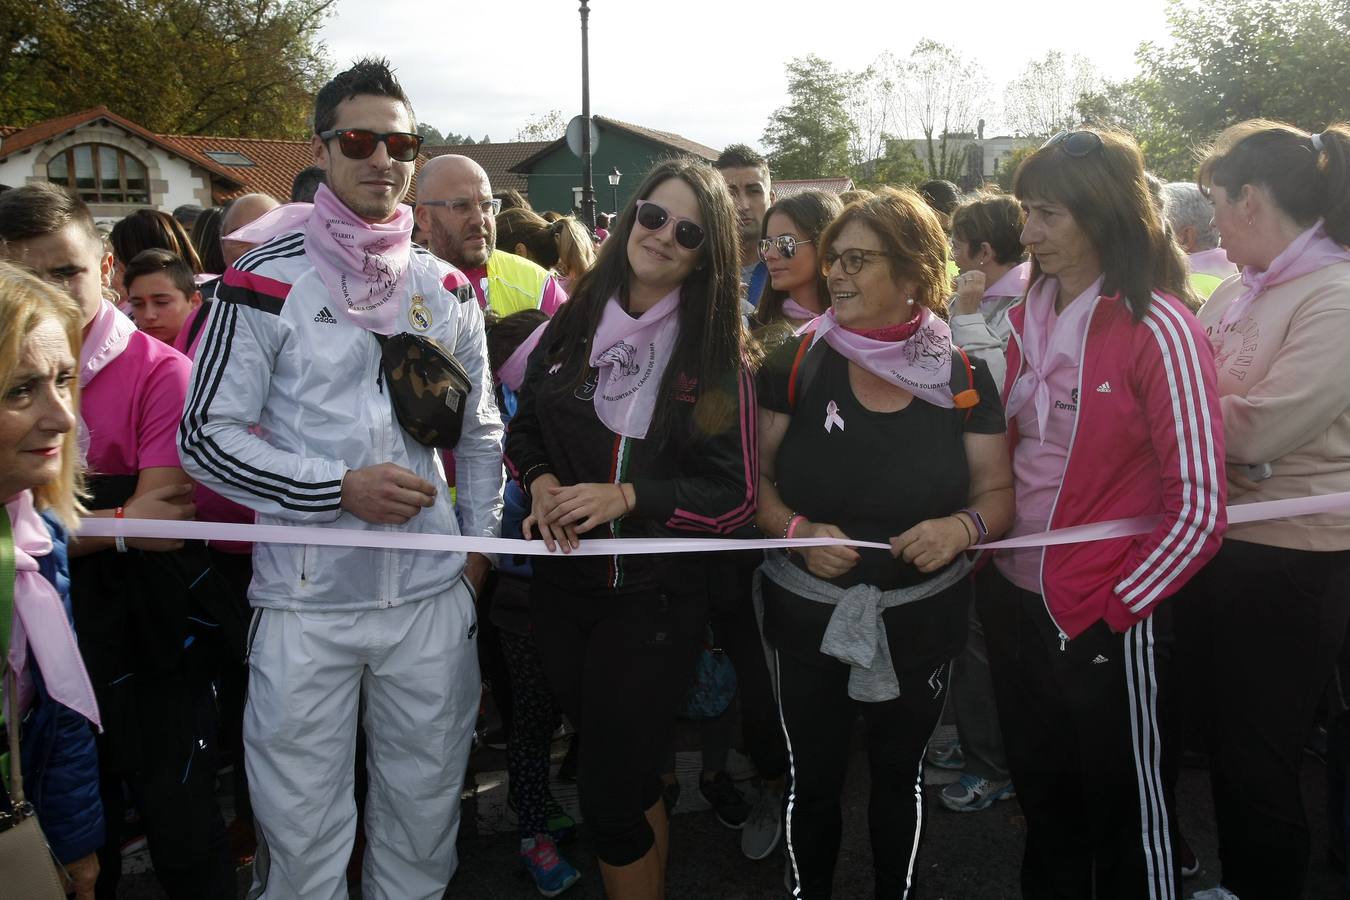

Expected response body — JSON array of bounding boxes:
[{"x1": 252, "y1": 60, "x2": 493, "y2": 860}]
[
  {"x1": 538, "y1": 157, "x2": 747, "y2": 445},
  {"x1": 1013, "y1": 127, "x2": 1192, "y2": 320},
  {"x1": 1199, "y1": 119, "x2": 1350, "y2": 246},
  {"x1": 110, "y1": 209, "x2": 203, "y2": 272},
  {"x1": 754, "y1": 190, "x2": 843, "y2": 328}
]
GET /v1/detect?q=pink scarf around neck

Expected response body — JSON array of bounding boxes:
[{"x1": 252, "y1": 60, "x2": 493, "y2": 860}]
[
  {"x1": 1005, "y1": 275, "x2": 1103, "y2": 439},
  {"x1": 982, "y1": 261, "x2": 1031, "y2": 307},
  {"x1": 781, "y1": 297, "x2": 820, "y2": 323},
  {"x1": 1219, "y1": 220, "x2": 1350, "y2": 327},
  {"x1": 79, "y1": 299, "x2": 136, "y2": 389},
  {"x1": 5, "y1": 492, "x2": 100, "y2": 728},
  {"x1": 303, "y1": 184, "x2": 414, "y2": 335},
  {"x1": 588, "y1": 290, "x2": 681, "y2": 439},
  {"x1": 810, "y1": 306, "x2": 961, "y2": 408},
  {"x1": 498, "y1": 321, "x2": 549, "y2": 392}
]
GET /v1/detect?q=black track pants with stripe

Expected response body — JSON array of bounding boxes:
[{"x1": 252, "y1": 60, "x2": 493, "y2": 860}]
[
  {"x1": 772, "y1": 638, "x2": 948, "y2": 899},
  {"x1": 980, "y1": 569, "x2": 1181, "y2": 900}
]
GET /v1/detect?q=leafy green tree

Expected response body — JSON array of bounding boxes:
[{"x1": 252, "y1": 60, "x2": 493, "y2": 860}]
[
  {"x1": 762, "y1": 55, "x2": 852, "y2": 179},
  {"x1": 0, "y1": 0, "x2": 334, "y2": 138},
  {"x1": 994, "y1": 145, "x2": 1037, "y2": 192},
  {"x1": 417, "y1": 123, "x2": 446, "y2": 144},
  {"x1": 859, "y1": 136, "x2": 927, "y2": 189},
  {"x1": 1141, "y1": 0, "x2": 1350, "y2": 137}
]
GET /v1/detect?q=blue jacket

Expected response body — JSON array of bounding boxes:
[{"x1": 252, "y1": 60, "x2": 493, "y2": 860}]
[{"x1": 1, "y1": 513, "x2": 106, "y2": 864}]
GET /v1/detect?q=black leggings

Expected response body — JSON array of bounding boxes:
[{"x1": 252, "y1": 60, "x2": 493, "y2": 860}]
[{"x1": 530, "y1": 577, "x2": 707, "y2": 866}]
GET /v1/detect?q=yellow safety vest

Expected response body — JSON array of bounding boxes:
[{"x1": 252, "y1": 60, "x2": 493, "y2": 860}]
[{"x1": 483, "y1": 251, "x2": 553, "y2": 317}]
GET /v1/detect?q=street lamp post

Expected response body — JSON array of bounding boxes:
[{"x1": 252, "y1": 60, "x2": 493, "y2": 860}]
[
  {"x1": 578, "y1": 0, "x2": 596, "y2": 231},
  {"x1": 608, "y1": 167, "x2": 621, "y2": 215}
]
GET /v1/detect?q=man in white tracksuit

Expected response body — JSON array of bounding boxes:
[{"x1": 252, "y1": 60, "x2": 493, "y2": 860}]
[{"x1": 179, "y1": 58, "x2": 503, "y2": 900}]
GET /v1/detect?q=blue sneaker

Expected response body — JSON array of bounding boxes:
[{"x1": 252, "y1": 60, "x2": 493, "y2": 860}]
[
  {"x1": 520, "y1": 834, "x2": 580, "y2": 897},
  {"x1": 939, "y1": 774, "x2": 1015, "y2": 812},
  {"x1": 926, "y1": 741, "x2": 965, "y2": 770}
]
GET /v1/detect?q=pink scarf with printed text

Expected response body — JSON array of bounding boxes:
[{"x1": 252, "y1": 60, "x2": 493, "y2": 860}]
[
  {"x1": 809, "y1": 306, "x2": 961, "y2": 408},
  {"x1": 1005, "y1": 275, "x2": 1102, "y2": 440},
  {"x1": 588, "y1": 290, "x2": 681, "y2": 439},
  {"x1": 5, "y1": 492, "x2": 100, "y2": 728},
  {"x1": 303, "y1": 184, "x2": 414, "y2": 335},
  {"x1": 1219, "y1": 220, "x2": 1350, "y2": 327}
]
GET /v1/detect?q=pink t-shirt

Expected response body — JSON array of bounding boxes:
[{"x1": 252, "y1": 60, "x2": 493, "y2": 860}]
[
  {"x1": 82, "y1": 331, "x2": 190, "y2": 477},
  {"x1": 995, "y1": 312, "x2": 1079, "y2": 593}
]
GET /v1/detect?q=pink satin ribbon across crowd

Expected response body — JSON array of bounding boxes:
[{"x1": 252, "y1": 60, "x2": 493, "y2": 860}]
[{"x1": 80, "y1": 490, "x2": 1350, "y2": 556}]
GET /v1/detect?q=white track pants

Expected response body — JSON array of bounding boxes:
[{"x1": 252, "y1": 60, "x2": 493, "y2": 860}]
[{"x1": 243, "y1": 582, "x2": 479, "y2": 900}]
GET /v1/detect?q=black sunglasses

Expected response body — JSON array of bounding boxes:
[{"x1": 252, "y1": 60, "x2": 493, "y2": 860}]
[
  {"x1": 319, "y1": 128, "x2": 424, "y2": 163},
  {"x1": 1041, "y1": 130, "x2": 1104, "y2": 158},
  {"x1": 758, "y1": 235, "x2": 813, "y2": 261},
  {"x1": 634, "y1": 200, "x2": 705, "y2": 251}
]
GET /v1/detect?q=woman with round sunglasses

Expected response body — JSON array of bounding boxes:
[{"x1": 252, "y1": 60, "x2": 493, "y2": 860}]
[
  {"x1": 753, "y1": 190, "x2": 843, "y2": 338},
  {"x1": 1178, "y1": 120, "x2": 1350, "y2": 900},
  {"x1": 980, "y1": 127, "x2": 1226, "y2": 900},
  {"x1": 0, "y1": 262, "x2": 103, "y2": 900},
  {"x1": 503, "y1": 158, "x2": 756, "y2": 899},
  {"x1": 754, "y1": 187, "x2": 1013, "y2": 898}
]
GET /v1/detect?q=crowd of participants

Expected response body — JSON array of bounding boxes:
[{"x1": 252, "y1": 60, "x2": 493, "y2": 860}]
[{"x1": 0, "y1": 55, "x2": 1346, "y2": 900}]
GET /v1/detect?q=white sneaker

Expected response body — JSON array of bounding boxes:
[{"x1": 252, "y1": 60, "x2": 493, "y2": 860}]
[
  {"x1": 1189, "y1": 888, "x2": 1240, "y2": 900},
  {"x1": 741, "y1": 780, "x2": 784, "y2": 860}
]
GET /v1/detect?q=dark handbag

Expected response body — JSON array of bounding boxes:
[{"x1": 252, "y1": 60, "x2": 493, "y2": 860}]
[
  {"x1": 680, "y1": 627, "x2": 738, "y2": 721},
  {"x1": 0, "y1": 511, "x2": 69, "y2": 900},
  {"x1": 375, "y1": 332, "x2": 473, "y2": 449}
]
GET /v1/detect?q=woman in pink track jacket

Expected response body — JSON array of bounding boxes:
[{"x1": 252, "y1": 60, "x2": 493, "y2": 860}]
[{"x1": 979, "y1": 128, "x2": 1227, "y2": 900}]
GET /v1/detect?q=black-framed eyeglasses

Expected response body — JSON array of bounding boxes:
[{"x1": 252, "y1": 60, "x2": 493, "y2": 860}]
[
  {"x1": 758, "y1": 235, "x2": 813, "y2": 261},
  {"x1": 634, "y1": 200, "x2": 705, "y2": 251},
  {"x1": 318, "y1": 128, "x2": 424, "y2": 162},
  {"x1": 1041, "y1": 130, "x2": 1104, "y2": 158},
  {"x1": 820, "y1": 248, "x2": 892, "y2": 276},
  {"x1": 418, "y1": 198, "x2": 503, "y2": 217}
]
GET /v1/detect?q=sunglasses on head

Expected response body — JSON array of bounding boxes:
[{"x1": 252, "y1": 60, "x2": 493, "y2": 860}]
[
  {"x1": 634, "y1": 200, "x2": 705, "y2": 251},
  {"x1": 1041, "y1": 130, "x2": 1104, "y2": 158},
  {"x1": 758, "y1": 234, "x2": 813, "y2": 260},
  {"x1": 319, "y1": 128, "x2": 424, "y2": 163}
]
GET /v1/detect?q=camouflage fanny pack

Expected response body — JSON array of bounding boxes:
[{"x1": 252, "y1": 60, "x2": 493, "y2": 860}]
[{"x1": 375, "y1": 332, "x2": 472, "y2": 449}]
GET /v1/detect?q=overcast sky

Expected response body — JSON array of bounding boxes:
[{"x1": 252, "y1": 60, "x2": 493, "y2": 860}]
[{"x1": 319, "y1": 0, "x2": 1174, "y2": 150}]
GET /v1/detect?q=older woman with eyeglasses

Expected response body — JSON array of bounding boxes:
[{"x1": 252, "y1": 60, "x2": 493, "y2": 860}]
[
  {"x1": 754, "y1": 187, "x2": 1013, "y2": 899},
  {"x1": 979, "y1": 128, "x2": 1226, "y2": 900}
]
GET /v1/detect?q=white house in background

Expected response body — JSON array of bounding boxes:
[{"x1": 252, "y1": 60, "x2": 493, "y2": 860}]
[
  {"x1": 0, "y1": 107, "x2": 254, "y2": 224},
  {"x1": 902, "y1": 123, "x2": 1036, "y2": 189}
]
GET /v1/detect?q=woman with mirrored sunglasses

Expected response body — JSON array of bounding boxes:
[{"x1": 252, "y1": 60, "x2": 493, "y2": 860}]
[
  {"x1": 752, "y1": 190, "x2": 843, "y2": 342},
  {"x1": 754, "y1": 187, "x2": 1013, "y2": 898},
  {"x1": 981, "y1": 127, "x2": 1226, "y2": 900},
  {"x1": 503, "y1": 158, "x2": 756, "y2": 899}
]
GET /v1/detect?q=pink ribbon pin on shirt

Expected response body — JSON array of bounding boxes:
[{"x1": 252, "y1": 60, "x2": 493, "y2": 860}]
[{"x1": 824, "y1": 400, "x2": 845, "y2": 433}]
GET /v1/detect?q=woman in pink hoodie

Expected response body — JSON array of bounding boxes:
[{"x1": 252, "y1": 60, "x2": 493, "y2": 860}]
[
  {"x1": 1182, "y1": 120, "x2": 1350, "y2": 900},
  {"x1": 981, "y1": 128, "x2": 1227, "y2": 900}
]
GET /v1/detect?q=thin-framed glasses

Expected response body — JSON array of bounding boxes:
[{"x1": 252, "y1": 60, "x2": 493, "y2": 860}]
[
  {"x1": 418, "y1": 198, "x2": 503, "y2": 217},
  {"x1": 758, "y1": 235, "x2": 813, "y2": 260},
  {"x1": 317, "y1": 128, "x2": 424, "y2": 162},
  {"x1": 820, "y1": 248, "x2": 893, "y2": 276}
]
